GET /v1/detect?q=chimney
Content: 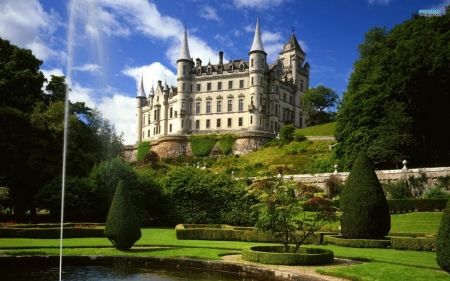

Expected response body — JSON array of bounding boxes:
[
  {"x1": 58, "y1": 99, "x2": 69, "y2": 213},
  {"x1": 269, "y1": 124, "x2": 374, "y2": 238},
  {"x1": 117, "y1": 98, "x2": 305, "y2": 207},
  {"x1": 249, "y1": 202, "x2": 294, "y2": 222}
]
[
  {"x1": 157, "y1": 80, "x2": 162, "y2": 88},
  {"x1": 219, "y1": 51, "x2": 223, "y2": 65}
]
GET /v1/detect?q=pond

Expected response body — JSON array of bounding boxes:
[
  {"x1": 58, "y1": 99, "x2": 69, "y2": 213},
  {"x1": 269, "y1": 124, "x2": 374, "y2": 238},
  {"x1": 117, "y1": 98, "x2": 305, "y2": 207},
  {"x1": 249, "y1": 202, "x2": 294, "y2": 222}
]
[{"x1": 0, "y1": 264, "x2": 261, "y2": 281}]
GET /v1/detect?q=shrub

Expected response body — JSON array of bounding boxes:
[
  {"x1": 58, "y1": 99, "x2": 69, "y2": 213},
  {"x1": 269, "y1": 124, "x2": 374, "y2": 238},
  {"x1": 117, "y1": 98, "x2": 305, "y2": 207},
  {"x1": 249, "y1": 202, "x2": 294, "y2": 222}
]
[
  {"x1": 391, "y1": 237, "x2": 436, "y2": 251},
  {"x1": 324, "y1": 235, "x2": 391, "y2": 248},
  {"x1": 136, "y1": 141, "x2": 150, "y2": 162},
  {"x1": 388, "y1": 199, "x2": 448, "y2": 213},
  {"x1": 340, "y1": 151, "x2": 391, "y2": 239},
  {"x1": 104, "y1": 180, "x2": 141, "y2": 251},
  {"x1": 436, "y1": 200, "x2": 450, "y2": 273},
  {"x1": 408, "y1": 171, "x2": 428, "y2": 197},
  {"x1": 324, "y1": 174, "x2": 342, "y2": 199},
  {"x1": 294, "y1": 131, "x2": 307, "y2": 142},
  {"x1": 143, "y1": 151, "x2": 159, "y2": 165},
  {"x1": 424, "y1": 187, "x2": 450, "y2": 199},
  {"x1": 383, "y1": 180, "x2": 411, "y2": 199},
  {"x1": 217, "y1": 134, "x2": 237, "y2": 155},
  {"x1": 280, "y1": 124, "x2": 295, "y2": 142},
  {"x1": 242, "y1": 246, "x2": 334, "y2": 265}
]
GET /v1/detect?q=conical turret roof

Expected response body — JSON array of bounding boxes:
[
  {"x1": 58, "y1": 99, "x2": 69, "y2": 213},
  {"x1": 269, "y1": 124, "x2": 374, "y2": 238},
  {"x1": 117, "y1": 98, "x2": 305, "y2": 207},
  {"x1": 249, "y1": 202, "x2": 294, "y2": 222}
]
[
  {"x1": 137, "y1": 74, "x2": 146, "y2": 98},
  {"x1": 178, "y1": 27, "x2": 191, "y2": 61},
  {"x1": 249, "y1": 16, "x2": 265, "y2": 53},
  {"x1": 148, "y1": 82, "x2": 154, "y2": 97}
]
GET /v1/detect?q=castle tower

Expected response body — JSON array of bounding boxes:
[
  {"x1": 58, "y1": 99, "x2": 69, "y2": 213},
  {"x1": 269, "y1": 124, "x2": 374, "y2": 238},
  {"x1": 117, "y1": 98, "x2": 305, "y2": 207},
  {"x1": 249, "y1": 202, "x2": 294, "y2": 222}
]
[
  {"x1": 248, "y1": 16, "x2": 267, "y2": 131},
  {"x1": 136, "y1": 74, "x2": 147, "y2": 143},
  {"x1": 176, "y1": 27, "x2": 193, "y2": 133},
  {"x1": 279, "y1": 28, "x2": 306, "y2": 87}
]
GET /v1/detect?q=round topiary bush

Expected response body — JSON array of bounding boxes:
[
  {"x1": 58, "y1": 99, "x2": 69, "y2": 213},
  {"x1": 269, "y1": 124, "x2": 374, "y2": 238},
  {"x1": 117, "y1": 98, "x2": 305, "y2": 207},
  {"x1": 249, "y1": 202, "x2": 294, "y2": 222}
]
[
  {"x1": 436, "y1": 200, "x2": 450, "y2": 273},
  {"x1": 242, "y1": 246, "x2": 334, "y2": 265},
  {"x1": 340, "y1": 151, "x2": 391, "y2": 239},
  {"x1": 104, "y1": 180, "x2": 141, "y2": 251}
]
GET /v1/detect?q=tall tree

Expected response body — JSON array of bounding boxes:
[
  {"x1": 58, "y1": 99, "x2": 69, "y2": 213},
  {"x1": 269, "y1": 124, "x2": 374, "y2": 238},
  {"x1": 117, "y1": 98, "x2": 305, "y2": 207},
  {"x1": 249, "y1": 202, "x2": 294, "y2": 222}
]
[
  {"x1": 300, "y1": 86, "x2": 338, "y2": 126},
  {"x1": 335, "y1": 9, "x2": 450, "y2": 169}
]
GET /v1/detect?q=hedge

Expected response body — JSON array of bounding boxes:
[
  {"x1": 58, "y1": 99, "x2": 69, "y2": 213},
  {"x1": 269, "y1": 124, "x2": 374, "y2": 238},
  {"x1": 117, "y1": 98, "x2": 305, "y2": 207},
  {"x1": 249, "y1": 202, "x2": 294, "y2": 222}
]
[
  {"x1": 242, "y1": 246, "x2": 334, "y2": 265},
  {"x1": 391, "y1": 237, "x2": 436, "y2": 251},
  {"x1": 189, "y1": 134, "x2": 217, "y2": 156},
  {"x1": 136, "y1": 141, "x2": 151, "y2": 161},
  {"x1": 218, "y1": 134, "x2": 237, "y2": 156},
  {"x1": 175, "y1": 224, "x2": 336, "y2": 244},
  {"x1": 3, "y1": 223, "x2": 103, "y2": 229},
  {"x1": 0, "y1": 227, "x2": 105, "y2": 239},
  {"x1": 324, "y1": 235, "x2": 392, "y2": 248},
  {"x1": 388, "y1": 199, "x2": 448, "y2": 213}
]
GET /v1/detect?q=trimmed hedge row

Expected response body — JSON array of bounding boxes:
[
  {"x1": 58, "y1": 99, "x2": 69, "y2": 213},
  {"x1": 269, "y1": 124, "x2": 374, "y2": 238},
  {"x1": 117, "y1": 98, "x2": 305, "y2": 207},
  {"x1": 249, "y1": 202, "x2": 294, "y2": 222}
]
[
  {"x1": 175, "y1": 227, "x2": 335, "y2": 244},
  {"x1": 391, "y1": 237, "x2": 436, "y2": 251},
  {"x1": 0, "y1": 227, "x2": 105, "y2": 239},
  {"x1": 3, "y1": 223, "x2": 103, "y2": 229},
  {"x1": 242, "y1": 246, "x2": 334, "y2": 265},
  {"x1": 324, "y1": 235, "x2": 392, "y2": 248},
  {"x1": 388, "y1": 199, "x2": 448, "y2": 213}
]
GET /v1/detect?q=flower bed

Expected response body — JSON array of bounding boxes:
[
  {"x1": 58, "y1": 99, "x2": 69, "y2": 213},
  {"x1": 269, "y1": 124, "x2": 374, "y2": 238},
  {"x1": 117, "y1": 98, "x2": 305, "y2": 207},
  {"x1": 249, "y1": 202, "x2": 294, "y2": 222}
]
[{"x1": 242, "y1": 246, "x2": 334, "y2": 265}]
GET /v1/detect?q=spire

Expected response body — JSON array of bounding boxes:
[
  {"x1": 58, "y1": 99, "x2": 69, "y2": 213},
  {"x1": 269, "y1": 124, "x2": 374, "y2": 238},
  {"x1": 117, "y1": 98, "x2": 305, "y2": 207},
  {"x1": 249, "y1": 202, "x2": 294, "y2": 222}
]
[
  {"x1": 163, "y1": 77, "x2": 169, "y2": 91},
  {"x1": 148, "y1": 80, "x2": 154, "y2": 97},
  {"x1": 249, "y1": 16, "x2": 265, "y2": 53},
  {"x1": 137, "y1": 73, "x2": 146, "y2": 98},
  {"x1": 178, "y1": 26, "x2": 191, "y2": 61}
]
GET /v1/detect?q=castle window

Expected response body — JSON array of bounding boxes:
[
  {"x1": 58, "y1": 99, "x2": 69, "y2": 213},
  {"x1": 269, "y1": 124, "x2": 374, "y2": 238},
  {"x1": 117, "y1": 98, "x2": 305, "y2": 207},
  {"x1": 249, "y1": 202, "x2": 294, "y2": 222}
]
[
  {"x1": 148, "y1": 114, "x2": 151, "y2": 124},
  {"x1": 169, "y1": 124, "x2": 172, "y2": 132},
  {"x1": 190, "y1": 85, "x2": 193, "y2": 92},
  {"x1": 276, "y1": 85, "x2": 278, "y2": 94},
  {"x1": 148, "y1": 129, "x2": 150, "y2": 137},
  {"x1": 250, "y1": 115, "x2": 253, "y2": 124},
  {"x1": 239, "y1": 80, "x2": 244, "y2": 88},
  {"x1": 182, "y1": 102, "x2": 185, "y2": 111},
  {"x1": 206, "y1": 102, "x2": 211, "y2": 113},
  {"x1": 207, "y1": 68, "x2": 211, "y2": 74},
  {"x1": 207, "y1": 83, "x2": 211, "y2": 91},
  {"x1": 217, "y1": 101, "x2": 222, "y2": 112},
  {"x1": 227, "y1": 100, "x2": 233, "y2": 112},
  {"x1": 290, "y1": 95, "x2": 292, "y2": 103},
  {"x1": 206, "y1": 119, "x2": 210, "y2": 128},
  {"x1": 270, "y1": 121, "x2": 273, "y2": 131},
  {"x1": 239, "y1": 117, "x2": 243, "y2": 126},
  {"x1": 228, "y1": 81, "x2": 233, "y2": 89},
  {"x1": 240, "y1": 64, "x2": 243, "y2": 71},
  {"x1": 197, "y1": 84, "x2": 201, "y2": 91},
  {"x1": 195, "y1": 120, "x2": 200, "y2": 129},
  {"x1": 251, "y1": 59, "x2": 253, "y2": 67},
  {"x1": 143, "y1": 115, "x2": 145, "y2": 125},
  {"x1": 275, "y1": 122, "x2": 278, "y2": 131},
  {"x1": 271, "y1": 103, "x2": 274, "y2": 114},
  {"x1": 229, "y1": 65, "x2": 232, "y2": 71},
  {"x1": 170, "y1": 107, "x2": 173, "y2": 118},
  {"x1": 189, "y1": 102, "x2": 192, "y2": 114},
  {"x1": 239, "y1": 99, "x2": 243, "y2": 111},
  {"x1": 189, "y1": 120, "x2": 192, "y2": 129},
  {"x1": 182, "y1": 83, "x2": 185, "y2": 91},
  {"x1": 197, "y1": 69, "x2": 201, "y2": 75},
  {"x1": 217, "y1": 119, "x2": 221, "y2": 128},
  {"x1": 284, "y1": 93, "x2": 286, "y2": 101},
  {"x1": 251, "y1": 97, "x2": 254, "y2": 105},
  {"x1": 251, "y1": 77, "x2": 253, "y2": 85},
  {"x1": 153, "y1": 127, "x2": 156, "y2": 135},
  {"x1": 182, "y1": 119, "x2": 184, "y2": 128},
  {"x1": 299, "y1": 115, "x2": 303, "y2": 127},
  {"x1": 218, "y1": 82, "x2": 222, "y2": 90},
  {"x1": 196, "y1": 102, "x2": 200, "y2": 114},
  {"x1": 183, "y1": 66, "x2": 186, "y2": 75},
  {"x1": 271, "y1": 85, "x2": 274, "y2": 93},
  {"x1": 227, "y1": 118, "x2": 232, "y2": 127},
  {"x1": 275, "y1": 105, "x2": 278, "y2": 115}
]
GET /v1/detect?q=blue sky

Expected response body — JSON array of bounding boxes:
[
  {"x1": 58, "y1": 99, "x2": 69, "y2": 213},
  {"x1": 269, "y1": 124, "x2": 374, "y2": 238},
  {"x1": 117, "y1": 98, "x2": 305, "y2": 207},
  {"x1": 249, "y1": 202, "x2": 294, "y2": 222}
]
[{"x1": 0, "y1": 0, "x2": 448, "y2": 144}]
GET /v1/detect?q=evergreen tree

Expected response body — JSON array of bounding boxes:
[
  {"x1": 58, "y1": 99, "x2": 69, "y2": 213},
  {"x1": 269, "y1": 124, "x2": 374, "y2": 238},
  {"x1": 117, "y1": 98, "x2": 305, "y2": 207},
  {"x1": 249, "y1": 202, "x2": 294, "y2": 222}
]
[
  {"x1": 104, "y1": 180, "x2": 141, "y2": 250},
  {"x1": 436, "y1": 200, "x2": 450, "y2": 273},
  {"x1": 340, "y1": 151, "x2": 390, "y2": 239}
]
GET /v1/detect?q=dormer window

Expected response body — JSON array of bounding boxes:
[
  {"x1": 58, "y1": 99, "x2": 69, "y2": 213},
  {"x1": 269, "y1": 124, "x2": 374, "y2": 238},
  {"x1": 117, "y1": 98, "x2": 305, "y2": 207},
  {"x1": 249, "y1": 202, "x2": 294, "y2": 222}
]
[
  {"x1": 197, "y1": 69, "x2": 201, "y2": 75},
  {"x1": 229, "y1": 65, "x2": 232, "y2": 72},
  {"x1": 207, "y1": 68, "x2": 211, "y2": 74},
  {"x1": 240, "y1": 65, "x2": 243, "y2": 71}
]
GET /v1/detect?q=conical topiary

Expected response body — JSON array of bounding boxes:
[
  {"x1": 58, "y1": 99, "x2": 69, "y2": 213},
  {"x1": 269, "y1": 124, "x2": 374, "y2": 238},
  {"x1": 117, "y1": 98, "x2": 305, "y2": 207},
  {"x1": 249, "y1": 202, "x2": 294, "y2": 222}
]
[
  {"x1": 340, "y1": 151, "x2": 391, "y2": 239},
  {"x1": 436, "y1": 200, "x2": 450, "y2": 273},
  {"x1": 104, "y1": 180, "x2": 141, "y2": 250}
]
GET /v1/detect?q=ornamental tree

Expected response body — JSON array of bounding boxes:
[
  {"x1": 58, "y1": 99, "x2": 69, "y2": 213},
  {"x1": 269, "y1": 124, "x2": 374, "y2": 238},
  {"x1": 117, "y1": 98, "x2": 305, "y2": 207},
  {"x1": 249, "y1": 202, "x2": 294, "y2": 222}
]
[
  {"x1": 249, "y1": 165, "x2": 339, "y2": 253},
  {"x1": 104, "y1": 180, "x2": 141, "y2": 251},
  {"x1": 436, "y1": 200, "x2": 450, "y2": 273},
  {"x1": 340, "y1": 151, "x2": 391, "y2": 239}
]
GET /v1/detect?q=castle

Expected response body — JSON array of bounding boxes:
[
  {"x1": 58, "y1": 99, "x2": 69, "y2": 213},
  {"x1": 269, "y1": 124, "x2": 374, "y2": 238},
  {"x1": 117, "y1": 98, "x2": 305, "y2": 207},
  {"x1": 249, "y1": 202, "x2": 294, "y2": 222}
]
[{"x1": 132, "y1": 17, "x2": 310, "y2": 159}]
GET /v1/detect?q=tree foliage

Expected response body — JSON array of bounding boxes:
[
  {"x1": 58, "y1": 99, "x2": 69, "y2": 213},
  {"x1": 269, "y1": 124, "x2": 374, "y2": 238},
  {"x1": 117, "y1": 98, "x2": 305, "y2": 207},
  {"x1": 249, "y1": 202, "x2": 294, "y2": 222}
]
[
  {"x1": 279, "y1": 124, "x2": 295, "y2": 142},
  {"x1": 436, "y1": 199, "x2": 450, "y2": 273},
  {"x1": 104, "y1": 180, "x2": 141, "y2": 251},
  {"x1": 335, "y1": 11, "x2": 450, "y2": 169},
  {"x1": 340, "y1": 151, "x2": 391, "y2": 239},
  {"x1": 250, "y1": 166, "x2": 339, "y2": 253},
  {"x1": 300, "y1": 86, "x2": 338, "y2": 126}
]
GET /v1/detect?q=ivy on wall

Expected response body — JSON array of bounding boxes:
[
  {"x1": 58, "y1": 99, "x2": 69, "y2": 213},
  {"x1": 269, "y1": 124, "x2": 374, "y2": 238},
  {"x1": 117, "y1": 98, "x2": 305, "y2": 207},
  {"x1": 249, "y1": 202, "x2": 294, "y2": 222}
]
[
  {"x1": 218, "y1": 134, "x2": 237, "y2": 156},
  {"x1": 136, "y1": 141, "x2": 151, "y2": 161},
  {"x1": 189, "y1": 134, "x2": 217, "y2": 157}
]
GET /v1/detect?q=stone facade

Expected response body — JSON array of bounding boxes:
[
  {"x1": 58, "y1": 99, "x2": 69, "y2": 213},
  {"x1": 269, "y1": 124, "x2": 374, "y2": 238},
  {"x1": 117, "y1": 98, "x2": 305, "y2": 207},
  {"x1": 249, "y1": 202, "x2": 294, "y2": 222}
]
[{"x1": 135, "y1": 17, "x2": 309, "y2": 149}]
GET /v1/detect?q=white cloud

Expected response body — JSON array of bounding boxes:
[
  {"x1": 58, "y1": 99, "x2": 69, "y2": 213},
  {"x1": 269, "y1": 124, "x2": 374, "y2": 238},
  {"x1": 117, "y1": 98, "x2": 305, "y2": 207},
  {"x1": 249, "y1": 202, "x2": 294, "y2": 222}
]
[
  {"x1": 200, "y1": 5, "x2": 221, "y2": 21},
  {"x1": 0, "y1": 0, "x2": 61, "y2": 61},
  {"x1": 261, "y1": 31, "x2": 283, "y2": 63},
  {"x1": 214, "y1": 34, "x2": 234, "y2": 48},
  {"x1": 367, "y1": 0, "x2": 391, "y2": 5},
  {"x1": 72, "y1": 64, "x2": 102, "y2": 75},
  {"x1": 233, "y1": 0, "x2": 285, "y2": 9},
  {"x1": 243, "y1": 24, "x2": 254, "y2": 33},
  {"x1": 121, "y1": 62, "x2": 177, "y2": 97},
  {"x1": 427, "y1": 0, "x2": 450, "y2": 14}
]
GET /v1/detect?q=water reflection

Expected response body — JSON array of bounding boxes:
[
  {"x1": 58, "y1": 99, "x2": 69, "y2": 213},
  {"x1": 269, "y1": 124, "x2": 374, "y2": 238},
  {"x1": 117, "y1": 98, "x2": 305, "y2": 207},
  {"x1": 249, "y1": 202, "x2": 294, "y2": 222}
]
[{"x1": 1, "y1": 265, "x2": 260, "y2": 281}]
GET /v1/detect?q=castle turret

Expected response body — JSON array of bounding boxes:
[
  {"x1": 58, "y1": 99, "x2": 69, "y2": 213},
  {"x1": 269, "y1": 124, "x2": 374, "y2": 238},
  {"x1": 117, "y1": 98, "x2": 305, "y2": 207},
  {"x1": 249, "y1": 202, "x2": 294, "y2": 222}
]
[
  {"x1": 249, "y1": 16, "x2": 267, "y2": 131},
  {"x1": 136, "y1": 74, "x2": 147, "y2": 143},
  {"x1": 177, "y1": 27, "x2": 193, "y2": 133}
]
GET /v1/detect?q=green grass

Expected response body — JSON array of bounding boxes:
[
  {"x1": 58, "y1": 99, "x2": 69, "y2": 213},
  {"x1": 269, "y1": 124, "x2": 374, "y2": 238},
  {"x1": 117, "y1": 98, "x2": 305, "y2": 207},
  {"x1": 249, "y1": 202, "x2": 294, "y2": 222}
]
[
  {"x1": 295, "y1": 122, "x2": 336, "y2": 136},
  {"x1": 390, "y1": 212, "x2": 443, "y2": 234}
]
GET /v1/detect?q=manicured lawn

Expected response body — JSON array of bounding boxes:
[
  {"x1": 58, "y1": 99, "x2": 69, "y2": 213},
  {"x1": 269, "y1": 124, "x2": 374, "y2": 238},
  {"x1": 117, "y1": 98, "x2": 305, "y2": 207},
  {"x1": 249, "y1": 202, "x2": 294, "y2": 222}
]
[
  {"x1": 296, "y1": 122, "x2": 336, "y2": 136},
  {"x1": 390, "y1": 212, "x2": 443, "y2": 234}
]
